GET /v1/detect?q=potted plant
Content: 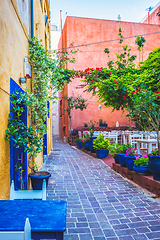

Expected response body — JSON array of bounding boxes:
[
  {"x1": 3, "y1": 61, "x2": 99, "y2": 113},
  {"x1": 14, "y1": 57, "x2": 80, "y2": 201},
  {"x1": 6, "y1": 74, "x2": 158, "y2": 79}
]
[
  {"x1": 93, "y1": 134, "x2": 110, "y2": 158},
  {"x1": 75, "y1": 138, "x2": 83, "y2": 149},
  {"x1": 83, "y1": 134, "x2": 90, "y2": 151},
  {"x1": 133, "y1": 155, "x2": 151, "y2": 175},
  {"x1": 148, "y1": 149, "x2": 160, "y2": 180},
  {"x1": 118, "y1": 143, "x2": 132, "y2": 167},
  {"x1": 5, "y1": 91, "x2": 51, "y2": 190},
  {"x1": 88, "y1": 120, "x2": 98, "y2": 153},
  {"x1": 108, "y1": 143, "x2": 121, "y2": 163},
  {"x1": 124, "y1": 147, "x2": 140, "y2": 171}
]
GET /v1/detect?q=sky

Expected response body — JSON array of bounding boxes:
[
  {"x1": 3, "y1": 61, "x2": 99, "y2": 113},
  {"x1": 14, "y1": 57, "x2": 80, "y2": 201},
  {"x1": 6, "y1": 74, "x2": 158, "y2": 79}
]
[{"x1": 50, "y1": 0, "x2": 159, "y2": 27}]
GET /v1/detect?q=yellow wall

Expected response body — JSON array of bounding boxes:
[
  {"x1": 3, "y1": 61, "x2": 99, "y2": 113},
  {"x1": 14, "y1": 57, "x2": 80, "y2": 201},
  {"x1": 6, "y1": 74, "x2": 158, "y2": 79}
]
[{"x1": 0, "y1": 0, "x2": 52, "y2": 199}]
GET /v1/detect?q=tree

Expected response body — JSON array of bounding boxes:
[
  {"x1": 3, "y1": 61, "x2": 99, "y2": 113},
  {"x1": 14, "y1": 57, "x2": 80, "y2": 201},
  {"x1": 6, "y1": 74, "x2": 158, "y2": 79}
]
[{"x1": 65, "y1": 93, "x2": 88, "y2": 132}]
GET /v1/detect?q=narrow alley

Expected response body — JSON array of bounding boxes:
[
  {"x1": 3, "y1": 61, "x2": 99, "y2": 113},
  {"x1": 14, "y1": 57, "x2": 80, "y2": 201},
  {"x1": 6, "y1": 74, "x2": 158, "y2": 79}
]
[{"x1": 41, "y1": 136, "x2": 160, "y2": 240}]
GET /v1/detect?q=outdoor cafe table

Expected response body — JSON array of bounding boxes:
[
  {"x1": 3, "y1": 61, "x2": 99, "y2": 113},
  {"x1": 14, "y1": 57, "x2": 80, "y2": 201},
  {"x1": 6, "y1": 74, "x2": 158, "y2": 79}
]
[
  {"x1": 0, "y1": 200, "x2": 67, "y2": 240},
  {"x1": 135, "y1": 139, "x2": 157, "y2": 154}
]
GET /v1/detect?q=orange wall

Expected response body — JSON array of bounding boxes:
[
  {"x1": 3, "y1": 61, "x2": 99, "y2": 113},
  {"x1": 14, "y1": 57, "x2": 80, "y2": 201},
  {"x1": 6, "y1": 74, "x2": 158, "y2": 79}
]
[{"x1": 59, "y1": 16, "x2": 160, "y2": 136}]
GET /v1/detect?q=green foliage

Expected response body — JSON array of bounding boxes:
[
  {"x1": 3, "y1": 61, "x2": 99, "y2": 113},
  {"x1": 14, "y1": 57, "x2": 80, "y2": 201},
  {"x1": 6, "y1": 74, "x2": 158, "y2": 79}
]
[
  {"x1": 134, "y1": 156, "x2": 149, "y2": 166},
  {"x1": 126, "y1": 146, "x2": 136, "y2": 156},
  {"x1": 75, "y1": 138, "x2": 83, "y2": 143},
  {"x1": 65, "y1": 93, "x2": 88, "y2": 117},
  {"x1": 5, "y1": 37, "x2": 77, "y2": 174},
  {"x1": 108, "y1": 143, "x2": 122, "y2": 157},
  {"x1": 93, "y1": 134, "x2": 110, "y2": 150},
  {"x1": 104, "y1": 48, "x2": 110, "y2": 54},
  {"x1": 151, "y1": 149, "x2": 159, "y2": 156},
  {"x1": 87, "y1": 119, "x2": 98, "y2": 136},
  {"x1": 135, "y1": 36, "x2": 146, "y2": 50},
  {"x1": 99, "y1": 119, "x2": 103, "y2": 125},
  {"x1": 5, "y1": 91, "x2": 43, "y2": 158},
  {"x1": 118, "y1": 143, "x2": 132, "y2": 154},
  {"x1": 126, "y1": 90, "x2": 160, "y2": 155}
]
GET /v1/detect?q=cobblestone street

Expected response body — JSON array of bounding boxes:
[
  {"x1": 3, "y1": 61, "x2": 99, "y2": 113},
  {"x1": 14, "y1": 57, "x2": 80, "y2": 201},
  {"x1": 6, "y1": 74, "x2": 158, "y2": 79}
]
[{"x1": 41, "y1": 136, "x2": 160, "y2": 240}]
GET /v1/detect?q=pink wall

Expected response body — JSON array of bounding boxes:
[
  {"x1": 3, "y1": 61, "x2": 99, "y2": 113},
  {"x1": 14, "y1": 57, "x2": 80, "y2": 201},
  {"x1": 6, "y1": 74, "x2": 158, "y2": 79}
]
[
  {"x1": 59, "y1": 16, "x2": 160, "y2": 134},
  {"x1": 142, "y1": 4, "x2": 160, "y2": 25}
]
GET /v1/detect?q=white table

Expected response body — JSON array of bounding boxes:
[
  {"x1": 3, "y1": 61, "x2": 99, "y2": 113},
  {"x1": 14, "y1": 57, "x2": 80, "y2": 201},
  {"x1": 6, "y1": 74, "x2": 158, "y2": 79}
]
[{"x1": 135, "y1": 139, "x2": 157, "y2": 154}]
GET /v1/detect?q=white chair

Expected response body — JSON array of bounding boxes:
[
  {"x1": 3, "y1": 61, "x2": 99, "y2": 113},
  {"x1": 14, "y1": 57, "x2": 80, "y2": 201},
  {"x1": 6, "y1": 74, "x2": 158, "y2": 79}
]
[
  {"x1": 101, "y1": 131, "x2": 109, "y2": 139},
  {"x1": 129, "y1": 133, "x2": 143, "y2": 148},
  {"x1": 93, "y1": 131, "x2": 100, "y2": 137},
  {"x1": 10, "y1": 179, "x2": 46, "y2": 200},
  {"x1": 108, "y1": 132, "x2": 118, "y2": 144},
  {"x1": 83, "y1": 131, "x2": 89, "y2": 136},
  {"x1": 0, "y1": 218, "x2": 31, "y2": 240}
]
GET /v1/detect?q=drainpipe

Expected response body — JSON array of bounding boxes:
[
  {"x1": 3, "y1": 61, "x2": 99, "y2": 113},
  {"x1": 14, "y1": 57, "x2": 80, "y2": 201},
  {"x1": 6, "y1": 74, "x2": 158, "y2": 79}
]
[
  {"x1": 31, "y1": 0, "x2": 34, "y2": 38},
  {"x1": 30, "y1": 0, "x2": 34, "y2": 92}
]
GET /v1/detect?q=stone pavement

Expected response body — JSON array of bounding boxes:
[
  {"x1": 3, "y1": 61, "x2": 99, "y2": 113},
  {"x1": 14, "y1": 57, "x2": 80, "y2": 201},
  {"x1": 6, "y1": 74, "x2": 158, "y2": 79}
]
[{"x1": 41, "y1": 136, "x2": 160, "y2": 240}]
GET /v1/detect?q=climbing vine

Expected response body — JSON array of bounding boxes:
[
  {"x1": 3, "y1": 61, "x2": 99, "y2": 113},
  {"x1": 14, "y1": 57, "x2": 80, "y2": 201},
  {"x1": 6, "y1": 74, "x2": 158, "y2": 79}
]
[
  {"x1": 65, "y1": 93, "x2": 88, "y2": 131},
  {"x1": 5, "y1": 37, "x2": 77, "y2": 176}
]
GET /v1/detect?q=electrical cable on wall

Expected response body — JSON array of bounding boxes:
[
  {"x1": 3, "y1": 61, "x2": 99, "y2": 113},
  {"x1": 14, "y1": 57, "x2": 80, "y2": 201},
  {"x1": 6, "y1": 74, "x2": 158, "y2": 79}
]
[{"x1": 49, "y1": 31, "x2": 160, "y2": 52}]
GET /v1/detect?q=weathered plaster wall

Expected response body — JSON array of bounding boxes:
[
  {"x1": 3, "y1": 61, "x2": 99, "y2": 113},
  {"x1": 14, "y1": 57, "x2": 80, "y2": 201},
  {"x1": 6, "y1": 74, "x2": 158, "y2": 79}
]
[
  {"x1": 0, "y1": 0, "x2": 51, "y2": 199},
  {"x1": 0, "y1": 0, "x2": 29, "y2": 199},
  {"x1": 60, "y1": 16, "x2": 160, "y2": 133}
]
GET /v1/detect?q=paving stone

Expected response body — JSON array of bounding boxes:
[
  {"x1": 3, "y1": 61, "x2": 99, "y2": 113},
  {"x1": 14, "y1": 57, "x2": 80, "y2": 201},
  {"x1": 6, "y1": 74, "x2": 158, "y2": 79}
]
[
  {"x1": 44, "y1": 136, "x2": 160, "y2": 240},
  {"x1": 132, "y1": 234, "x2": 148, "y2": 240},
  {"x1": 103, "y1": 229, "x2": 116, "y2": 237},
  {"x1": 79, "y1": 233, "x2": 93, "y2": 239},
  {"x1": 91, "y1": 228, "x2": 104, "y2": 237},
  {"x1": 119, "y1": 236, "x2": 134, "y2": 240},
  {"x1": 64, "y1": 234, "x2": 79, "y2": 240}
]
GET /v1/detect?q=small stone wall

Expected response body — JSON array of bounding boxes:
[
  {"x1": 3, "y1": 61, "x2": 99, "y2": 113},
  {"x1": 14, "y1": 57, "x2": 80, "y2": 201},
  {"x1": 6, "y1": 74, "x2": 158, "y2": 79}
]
[{"x1": 112, "y1": 163, "x2": 160, "y2": 197}]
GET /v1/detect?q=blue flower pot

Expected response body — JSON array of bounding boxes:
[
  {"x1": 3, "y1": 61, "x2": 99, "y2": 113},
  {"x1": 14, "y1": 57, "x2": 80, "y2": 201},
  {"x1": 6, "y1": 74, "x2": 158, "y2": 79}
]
[
  {"x1": 85, "y1": 142, "x2": 90, "y2": 151},
  {"x1": 96, "y1": 149, "x2": 109, "y2": 159},
  {"x1": 148, "y1": 155, "x2": 160, "y2": 181},
  {"x1": 29, "y1": 171, "x2": 51, "y2": 190},
  {"x1": 133, "y1": 165, "x2": 151, "y2": 175},
  {"x1": 89, "y1": 137, "x2": 96, "y2": 153},
  {"x1": 82, "y1": 143, "x2": 85, "y2": 150},
  {"x1": 77, "y1": 142, "x2": 82, "y2": 149},
  {"x1": 118, "y1": 153, "x2": 126, "y2": 167},
  {"x1": 100, "y1": 124, "x2": 108, "y2": 127},
  {"x1": 114, "y1": 156, "x2": 119, "y2": 164},
  {"x1": 124, "y1": 155, "x2": 136, "y2": 171}
]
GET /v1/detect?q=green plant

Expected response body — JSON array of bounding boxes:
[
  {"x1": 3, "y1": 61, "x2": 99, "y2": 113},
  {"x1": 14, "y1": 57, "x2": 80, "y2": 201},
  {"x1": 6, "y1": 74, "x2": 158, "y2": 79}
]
[
  {"x1": 108, "y1": 143, "x2": 121, "y2": 157},
  {"x1": 65, "y1": 93, "x2": 88, "y2": 132},
  {"x1": 5, "y1": 91, "x2": 43, "y2": 186},
  {"x1": 75, "y1": 138, "x2": 82, "y2": 143},
  {"x1": 83, "y1": 133, "x2": 90, "y2": 142},
  {"x1": 127, "y1": 90, "x2": 160, "y2": 155},
  {"x1": 5, "y1": 37, "x2": 78, "y2": 182},
  {"x1": 126, "y1": 146, "x2": 136, "y2": 156},
  {"x1": 134, "y1": 155, "x2": 149, "y2": 166},
  {"x1": 93, "y1": 134, "x2": 110, "y2": 150},
  {"x1": 151, "y1": 149, "x2": 158, "y2": 156},
  {"x1": 99, "y1": 119, "x2": 103, "y2": 125},
  {"x1": 118, "y1": 143, "x2": 132, "y2": 154}
]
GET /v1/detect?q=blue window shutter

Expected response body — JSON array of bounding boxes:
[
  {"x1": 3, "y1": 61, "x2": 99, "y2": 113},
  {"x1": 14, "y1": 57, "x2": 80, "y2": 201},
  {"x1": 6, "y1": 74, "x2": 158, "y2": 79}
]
[
  {"x1": 10, "y1": 78, "x2": 27, "y2": 190},
  {"x1": 47, "y1": 101, "x2": 50, "y2": 118}
]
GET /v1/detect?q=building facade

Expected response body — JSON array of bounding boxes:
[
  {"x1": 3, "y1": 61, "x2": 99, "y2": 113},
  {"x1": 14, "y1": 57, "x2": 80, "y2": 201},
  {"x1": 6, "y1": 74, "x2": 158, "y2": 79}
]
[
  {"x1": 58, "y1": 9, "x2": 160, "y2": 140},
  {"x1": 0, "y1": 0, "x2": 52, "y2": 199}
]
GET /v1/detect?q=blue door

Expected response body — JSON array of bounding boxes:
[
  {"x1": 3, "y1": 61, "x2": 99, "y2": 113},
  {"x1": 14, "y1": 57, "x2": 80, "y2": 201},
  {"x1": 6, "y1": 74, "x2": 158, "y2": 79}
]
[
  {"x1": 10, "y1": 78, "x2": 27, "y2": 189},
  {"x1": 43, "y1": 101, "x2": 50, "y2": 159}
]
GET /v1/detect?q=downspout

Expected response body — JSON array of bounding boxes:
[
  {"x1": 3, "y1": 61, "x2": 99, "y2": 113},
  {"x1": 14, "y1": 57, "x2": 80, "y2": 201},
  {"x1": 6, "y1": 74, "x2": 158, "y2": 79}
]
[
  {"x1": 31, "y1": 0, "x2": 34, "y2": 38},
  {"x1": 30, "y1": 0, "x2": 34, "y2": 92}
]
